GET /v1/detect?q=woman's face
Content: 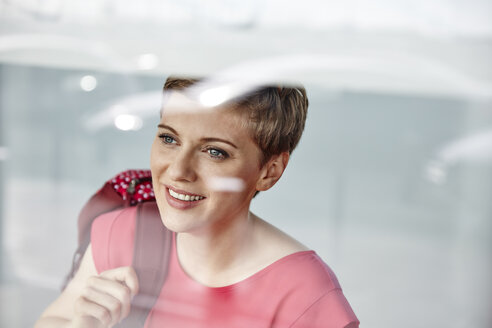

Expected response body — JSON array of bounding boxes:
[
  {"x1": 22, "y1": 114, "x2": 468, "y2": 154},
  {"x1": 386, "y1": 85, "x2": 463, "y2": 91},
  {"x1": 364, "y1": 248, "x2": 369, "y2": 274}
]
[{"x1": 150, "y1": 91, "x2": 266, "y2": 233}]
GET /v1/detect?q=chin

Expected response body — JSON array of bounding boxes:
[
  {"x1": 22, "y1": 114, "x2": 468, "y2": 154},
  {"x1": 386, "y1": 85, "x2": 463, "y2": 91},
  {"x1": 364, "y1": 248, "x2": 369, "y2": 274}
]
[
  {"x1": 157, "y1": 208, "x2": 182, "y2": 232},
  {"x1": 157, "y1": 208, "x2": 204, "y2": 234}
]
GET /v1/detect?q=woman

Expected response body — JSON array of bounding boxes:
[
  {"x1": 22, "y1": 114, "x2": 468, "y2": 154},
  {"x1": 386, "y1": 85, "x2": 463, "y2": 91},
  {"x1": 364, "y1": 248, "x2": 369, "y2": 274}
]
[{"x1": 36, "y1": 77, "x2": 359, "y2": 327}]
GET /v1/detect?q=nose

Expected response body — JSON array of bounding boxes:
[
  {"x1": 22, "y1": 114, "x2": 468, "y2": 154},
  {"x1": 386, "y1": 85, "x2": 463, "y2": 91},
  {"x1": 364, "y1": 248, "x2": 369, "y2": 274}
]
[{"x1": 167, "y1": 148, "x2": 197, "y2": 182}]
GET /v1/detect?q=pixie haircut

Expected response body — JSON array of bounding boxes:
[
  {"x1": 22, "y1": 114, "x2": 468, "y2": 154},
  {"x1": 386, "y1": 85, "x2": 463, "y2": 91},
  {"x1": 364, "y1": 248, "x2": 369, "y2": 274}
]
[{"x1": 163, "y1": 76, "x2": 309, "y2": 166}]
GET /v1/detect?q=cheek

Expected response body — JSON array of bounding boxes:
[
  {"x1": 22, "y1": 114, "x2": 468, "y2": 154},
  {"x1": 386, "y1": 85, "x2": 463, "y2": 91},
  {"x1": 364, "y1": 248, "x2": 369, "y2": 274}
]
[
  {"x1": 150, "y1": 142, "x2": 162, "y2": 190},
  {"x1": 150, "y1": 138, "x2": 159, "y2": 164},
  {"x1": 221, "y1": 165, "x2": 261, "y2": 197},
  {"x1": 209, "y1": 161, "x2": 258, "y2": 181},
  {"x1": 150, "y1": 147, "x2": 160, "y2": 180},
  {"x1": 150, "y1": 139, "x2": 170, "y2": 170}
]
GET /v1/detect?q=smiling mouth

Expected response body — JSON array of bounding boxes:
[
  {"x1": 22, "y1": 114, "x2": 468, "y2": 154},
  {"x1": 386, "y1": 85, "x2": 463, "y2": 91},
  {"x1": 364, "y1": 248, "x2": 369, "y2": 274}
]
[{"x1": 168, "y1": 188, "x2": 205, "y2": 202}]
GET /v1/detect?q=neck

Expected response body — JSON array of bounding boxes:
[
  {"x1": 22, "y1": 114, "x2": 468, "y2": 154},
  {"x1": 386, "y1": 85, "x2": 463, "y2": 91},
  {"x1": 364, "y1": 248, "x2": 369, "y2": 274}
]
[{"x1": 176, "y1": 210, "x2": 257, "y2": 287}]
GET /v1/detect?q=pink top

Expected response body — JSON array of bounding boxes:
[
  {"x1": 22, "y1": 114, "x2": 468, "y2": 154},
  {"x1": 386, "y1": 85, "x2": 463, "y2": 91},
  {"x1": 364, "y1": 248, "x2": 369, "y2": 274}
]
[{"x1": 92, "y1": 208, "x2": 359, "y2": 328}]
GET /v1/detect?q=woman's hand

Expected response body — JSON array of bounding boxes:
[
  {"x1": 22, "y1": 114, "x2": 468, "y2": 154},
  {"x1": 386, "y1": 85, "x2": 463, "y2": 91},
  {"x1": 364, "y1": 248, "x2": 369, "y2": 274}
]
[{"x1": 71, "y1": 266, "x2": 139, "y2": 328}]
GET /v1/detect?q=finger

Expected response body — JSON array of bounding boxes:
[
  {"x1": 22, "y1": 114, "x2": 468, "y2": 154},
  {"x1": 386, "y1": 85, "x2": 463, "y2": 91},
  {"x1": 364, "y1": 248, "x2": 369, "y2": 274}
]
[
  {"x1": 82, "y1": 286, "x2": 124, "y2": 326},
  {"x1": 74, "y1": 296, "x2": 112, "y2": 327},
  {"x1": 86, "y1": 276, "x2": 132, "y2": 320},
  {"x1": 101, "y1": 266, "x2": 139, "y2": 297}
]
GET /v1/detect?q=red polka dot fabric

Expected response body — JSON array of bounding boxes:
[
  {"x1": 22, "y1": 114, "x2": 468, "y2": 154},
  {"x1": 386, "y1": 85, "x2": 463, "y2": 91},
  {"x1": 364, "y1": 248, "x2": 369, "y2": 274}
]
[{"x1": 108, "y1": 169, "x2": 155, "y2": 205}]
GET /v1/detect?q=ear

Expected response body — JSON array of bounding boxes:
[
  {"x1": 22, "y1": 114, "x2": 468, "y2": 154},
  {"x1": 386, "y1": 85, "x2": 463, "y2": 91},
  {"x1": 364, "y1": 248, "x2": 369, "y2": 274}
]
[{"x1": 256, "y1": 152, "x2": 290, "y2": 192}]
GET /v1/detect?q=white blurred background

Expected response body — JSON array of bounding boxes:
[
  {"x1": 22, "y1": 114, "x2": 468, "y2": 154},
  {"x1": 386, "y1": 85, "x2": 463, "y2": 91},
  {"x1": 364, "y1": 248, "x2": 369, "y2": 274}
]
[{"x1": 1, "y1": 1, "x2": 491, "y2": 327}]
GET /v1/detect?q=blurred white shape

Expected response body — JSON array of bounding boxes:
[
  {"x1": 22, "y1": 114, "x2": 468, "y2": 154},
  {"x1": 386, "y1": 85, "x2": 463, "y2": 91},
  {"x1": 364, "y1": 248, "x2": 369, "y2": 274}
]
[
  {"x1": 427, "y1": 129, "x2": 492, "y2": 183},
  {"x1": 137, "y1": 53, "x2": 159, "y2": 70},
  {"x1": 4, "y1": 1, "x2": 491, "y2": 37},
  {"x1": 199, "y1": 85, "x2": 235, "y2": 107},
  {"x1": 206, "y1": 176, "x2": 245, "y2": 192},
  {"x1": 425, "y1": 160, "x2": 448, "y2": 185},
  {"x1": 84, "y1": 91, "x2": 161, "y2": 131},
  {"x1": 163, "y1": 89, "x2": 209, "y2": 114},
  {"x1": 0, "y1": 34, "x2": 129, "y2": 72},
  {"x1": 186, "y1": 53, "x2": 492, "y2": 106},
  {"x1": 0, "y1": 146, "x2": 10, "y2": 161},
  {"x1": 438, "y1": 130, "x2": 492, "y2": 164},
  {"x1": 114, "y1": 114, "x2": 143, "y2": 131},
  {"x1": 80, "y1": 75, "x2": 97, "y2": 92}
]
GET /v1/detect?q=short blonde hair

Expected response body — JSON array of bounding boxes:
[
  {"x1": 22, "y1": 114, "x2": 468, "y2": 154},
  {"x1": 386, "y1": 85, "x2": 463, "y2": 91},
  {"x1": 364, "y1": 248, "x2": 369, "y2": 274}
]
[{"x1": 163, "y1": 76, "x2": 309, "y2": 166}]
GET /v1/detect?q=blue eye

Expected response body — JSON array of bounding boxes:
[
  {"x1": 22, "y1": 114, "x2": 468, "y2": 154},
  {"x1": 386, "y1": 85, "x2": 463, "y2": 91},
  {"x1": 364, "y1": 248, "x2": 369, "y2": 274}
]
[
  {"x1": 159, "y1": 134, "x2": 176, "y2": 144},
  {"x1": 207, "y1": 148, "x2": 228, "y2": 159}
]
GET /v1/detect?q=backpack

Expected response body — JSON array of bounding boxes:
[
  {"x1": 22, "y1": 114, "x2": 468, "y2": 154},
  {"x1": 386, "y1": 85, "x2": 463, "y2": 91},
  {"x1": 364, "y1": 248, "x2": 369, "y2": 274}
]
[{"x1": 63, "y1": 169, "x2": 172, "y2": 328}]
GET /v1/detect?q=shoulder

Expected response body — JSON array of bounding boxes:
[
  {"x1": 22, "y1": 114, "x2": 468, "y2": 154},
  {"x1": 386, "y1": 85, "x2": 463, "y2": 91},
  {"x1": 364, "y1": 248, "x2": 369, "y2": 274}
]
[
  {"x1": 271, "y1": 253, "x2": 359, "y2": 328},
  {"x1": 275, "y1": 251, "x2": 342, "y2": 295},
  {"x1": 91, "y1": 207, "x2": 137, "y2": 273},
  {"x1": 250, "y1": 214, "x2": 359, "y2": 327},
  {"x1": 288, "y1": 287, "x2": 360, "y2": 328}
]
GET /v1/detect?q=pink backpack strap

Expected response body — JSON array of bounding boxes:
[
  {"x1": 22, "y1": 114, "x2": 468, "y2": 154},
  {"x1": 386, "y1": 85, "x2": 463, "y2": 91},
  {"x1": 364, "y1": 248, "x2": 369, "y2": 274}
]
[
  {"x1": 64, "y1": 169, "x2": 172, "y2": 327},
  {"x1": 63, "y1": 169, "x2": 155, "y2": 289},
  {"x1": 117, "y1": 202, "x2": 172, "y2": 328}
]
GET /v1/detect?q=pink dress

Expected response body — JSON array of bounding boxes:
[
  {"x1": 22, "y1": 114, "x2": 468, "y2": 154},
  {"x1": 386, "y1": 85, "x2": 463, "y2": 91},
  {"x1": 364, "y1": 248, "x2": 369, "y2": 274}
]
[{"x1": 92, "y1": 208, "x2": 360, "y2": 328}]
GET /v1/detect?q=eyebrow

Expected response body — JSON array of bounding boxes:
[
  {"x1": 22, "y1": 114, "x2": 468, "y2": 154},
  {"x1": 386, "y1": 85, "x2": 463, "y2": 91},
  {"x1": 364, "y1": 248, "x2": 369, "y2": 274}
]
[
  {"x1": 158, "y1": 124, "x2": 178, "y2": 135},
  {"x1": 157, "y1": 124, "x2": 238, "y2": 149}
]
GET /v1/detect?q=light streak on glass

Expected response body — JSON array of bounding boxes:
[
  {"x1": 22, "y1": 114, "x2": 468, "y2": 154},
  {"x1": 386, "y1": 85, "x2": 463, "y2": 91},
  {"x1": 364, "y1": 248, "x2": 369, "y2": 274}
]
[
  {"x1": 438, "y1": 129, "x2": 492, "y2": 165},
  {"x1": 184, "y1": 53, "x2": 492, "y2": 108},
  {"x1": 84, "y1": 92, "x2": 161, "y2": 131},
  {"x1": 206, "y1": 176, "x2": 245, "y2": 192},
  {"x1": 136, "y1": 53, "x2": 159, "y2": 70},
  {"x1": 114, "y1": 114, "x2": 143, "y2": 131}
]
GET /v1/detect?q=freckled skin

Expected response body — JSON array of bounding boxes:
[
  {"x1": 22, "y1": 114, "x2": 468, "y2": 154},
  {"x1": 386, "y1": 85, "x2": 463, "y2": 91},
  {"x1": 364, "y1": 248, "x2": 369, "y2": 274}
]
[{"x1": 150, "y1": 93, "x2": 266, "y2": 235}]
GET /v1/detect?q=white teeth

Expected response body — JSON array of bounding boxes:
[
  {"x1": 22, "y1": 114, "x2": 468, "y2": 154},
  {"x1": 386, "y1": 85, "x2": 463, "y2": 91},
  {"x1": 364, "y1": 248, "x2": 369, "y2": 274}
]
[{"x1": 169, "y1": 188, "x2": 204, "y2": 202}]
